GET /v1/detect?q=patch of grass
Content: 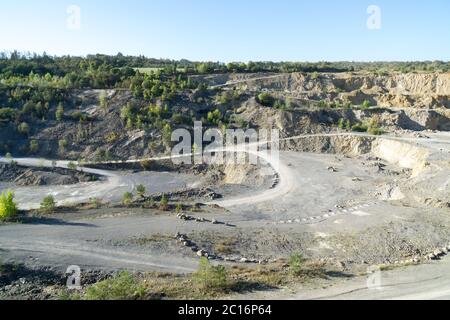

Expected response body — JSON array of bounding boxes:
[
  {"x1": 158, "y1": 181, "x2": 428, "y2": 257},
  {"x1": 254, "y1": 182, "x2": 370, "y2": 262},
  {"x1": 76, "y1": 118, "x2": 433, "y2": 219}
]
[
  {"x1": 214, "y1": 238, "x2": 238, "y2": 255},
  {"x1": 61, "y1": 259, "x2": 332, "y2": 300},
  {"x1": 129, "y1": 234, "x2": 173, "y2": 246},
  {"x1": 84, "y1": 271, "x2": 146, "y2": 300},
  {"x1": 193, "y1": 257, "x2": 228, "y2": 291},
  {"x1": 289, "y1": 253, "x2": 306, "y2": 276}
]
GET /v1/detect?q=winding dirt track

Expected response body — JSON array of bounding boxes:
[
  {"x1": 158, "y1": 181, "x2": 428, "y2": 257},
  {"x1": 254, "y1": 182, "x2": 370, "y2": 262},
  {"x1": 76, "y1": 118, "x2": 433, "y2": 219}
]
[{"x1": 2, "y1": 132, "x2": 450, "y2": 298}]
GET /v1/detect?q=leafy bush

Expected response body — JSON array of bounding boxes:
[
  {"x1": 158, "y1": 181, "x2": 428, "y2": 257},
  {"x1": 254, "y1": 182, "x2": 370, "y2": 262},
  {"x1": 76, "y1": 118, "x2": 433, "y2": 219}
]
[
  {"x1": 136, "y1": 184, "x2": 146, "y2": 197},
  {"x1": 289, "y1": 253, "x2": 305, "y2": 276},
  {"x1": 17, "y1": 122, "x2": 30, "y2": 135},
  {"x1": 84, "y1": 271, "x2": 146, "y2": 300},
  {"x1": 122, "y1": 192, "x2": 133, "y2": 205},
  {"x1": 0, "y1": 191, "x2": 18, "y2": 220},
  {"x1": 361, "y1": 100, "x2": 372, "y2": 109},
  {"x1": 352, "y1": 123, "x2": 369, "y2": 132},
  {"x1": 257, "y1": 93, "x2": 275, "y2": 107},
  {"x1": 40, "y1": 195, "x2": 56, "y2": 214},
  {"x1": 207, "y1": 109, "x2": 223, "y2": 126},
  {"x1": 58, "y1": 139, "x2": 68, "y2": 153},
  {"x1": 29, "y1": 140, "x2": 39, "y2": 153},
  {"x1": 368, "y1": 127, "x2": 385, "y2": 136},
  {"x1": 140, "y1": 159, "x2": 154, "y2": 171},
  {"x1": 67, "y1": 162, "x2": 77, "y2": 170},
  {"x1": 159, "y1": 194, "x2": 169, "y2": 211},
  {"x1": 192, "y1": 257, "x2": 228, "y2": 291}
]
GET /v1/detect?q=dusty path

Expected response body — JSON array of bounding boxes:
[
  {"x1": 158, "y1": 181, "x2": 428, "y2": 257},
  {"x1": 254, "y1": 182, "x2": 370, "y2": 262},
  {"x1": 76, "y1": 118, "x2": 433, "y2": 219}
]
[{"x1": 234, "y1": 257, "x2": 450, "y2": 300}]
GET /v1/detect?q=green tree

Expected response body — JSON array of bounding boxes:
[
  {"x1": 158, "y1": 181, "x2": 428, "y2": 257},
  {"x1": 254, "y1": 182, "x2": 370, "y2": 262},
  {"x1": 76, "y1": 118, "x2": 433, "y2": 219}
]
[
  {"x1": 17, "y1": 122, "x2": 30, "y2": 136},
  {"x1": 207, "y1": 109, "x2": 223, "y2": 125},
  {"x1": 40, "y1": 195, "x2": 56, "y2": 214},
  {"x1": 0, "y1": 191, "x2": 18, "y2": 220},
  {"x1": 99, "y1": 92, "x2": 108, "y2": 110},
  {"x1": 56, "y1": 103, "x2": 64, "y2": 121}
]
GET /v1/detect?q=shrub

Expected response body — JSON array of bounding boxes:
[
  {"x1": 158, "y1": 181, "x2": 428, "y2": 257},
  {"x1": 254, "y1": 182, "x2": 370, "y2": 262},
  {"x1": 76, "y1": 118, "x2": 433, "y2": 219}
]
[
  {"x1": 122, "y1": 192, "x2": 133, "y2": 205},
  {"x1": 207, "y1": 109, "x2": 223, "y2": 126},
  {"x1": 159, "y1": 194, "x2": 169, "y2": 211},
  {"x1": 368, "y1": 127, "x2": 385, "y2": 136},
  {"x1": 56, "y1": 104, "x2": 64, "y2": 121},
  {"x1": 84, "y1": 272, "x2": 146, "y2": 300},
  {"x1": 140, "y1": 159, "x2": 154, "y2": 171},
  {"x1": 67, "y1": 162, "x2": 77, "y2": 170},
  {"x1": 352, "y1": 123, "x2": 369, "y2": 133},
  {"x1": 40, "y1": 195, "x2": 56, "y2": 214},
  {"x1": 257, "y1": 93, "x2": 275, "y2": 107},
  {"x1": 289, "y1": 253, "x2": 306, "y2": 276},
  {"x1": 136, "y1": 184, "x2": 146, "y2": 197},
  {"x1": 361, "y1": 100, "x2": 372, "y2": 109},
  {"x1": 29, "y1": 140, "x2": 39, "y2": 153},
  {"x1": 192, "y1": 257, "x2": 228, "y2": 291},
  {"x1": 17, "y1": 122, "x2": 30, "y2": 136},
  {"x1": 58, "y1": 139, "x2": 68, "y2": 153},
  {"x1": 0, "y1": 191, "x2": 18, "y2": 220}
]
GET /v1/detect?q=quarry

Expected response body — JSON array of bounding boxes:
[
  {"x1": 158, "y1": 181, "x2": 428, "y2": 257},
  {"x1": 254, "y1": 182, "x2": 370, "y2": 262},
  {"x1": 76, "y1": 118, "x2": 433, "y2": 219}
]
[{"x1": 1, "y1": 70, "x2": 450, "y2": 300}]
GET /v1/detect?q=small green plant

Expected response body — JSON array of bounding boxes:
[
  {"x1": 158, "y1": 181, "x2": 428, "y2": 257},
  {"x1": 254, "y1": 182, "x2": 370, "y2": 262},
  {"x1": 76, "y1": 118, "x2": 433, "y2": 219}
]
[
  {"x1": 29, "y1": 140, "x2": 39, "y2": 153},
  {"x1": 122, "y1": 192, "x2": 133, "y2": 206},
  {"x1": 352, "y1": 123, "x2": 369, "y2": 132},
  {"x1": 175, "y1": 203, "x2": 183, "y2": 213},
  {"x1": 361, "y1": 100, "x2": 372, "y2": 109},
  {"x1": 0, "y1": 191, "x2": 18, "y2": 220},
  {"x1": 89, "y1": 197, "x2": 102, "y2": 209},
  {"x1": 67, "y1": 162, "x2": 77, "y2": 170},
  {"x1": 338, "y1": 118, "x2": 345, "y2": 129},
  {"x1": 192, "y1": 257, "x2": 228, "y2": 291},
  {"x1": 345, "y1": 119, "x2": 352, "y2": 130},
  {"x1": 368, "y1": 127, "x2": 385, "y2": 136},
  {"x1": 59, "y1": 139, "x2": 68, "y2": 153},
  {"x1": 99, "y1": 92, "x2": 108, "y2": 110},
  {"x1": 40, "y1": 195, "x2": 56, "y2": 214},
  {"x1": 17, "y1": 122, "x2": 30, "y2": 136},
  {"x1": 289, "y1": 253, "x2": 306, "y2": 276},
  {"x1": 136, "y1": 184, "x2": 146, "y2": 197},
  {"x1": 56, "y1": 103, "x2": 64, "y2": 121},
  {"x1": 159, "y1": 194, "x2": 169, "y2": 211},
  {"x1": 84, "y1": 271, "x2": 146, "y2": 300}
]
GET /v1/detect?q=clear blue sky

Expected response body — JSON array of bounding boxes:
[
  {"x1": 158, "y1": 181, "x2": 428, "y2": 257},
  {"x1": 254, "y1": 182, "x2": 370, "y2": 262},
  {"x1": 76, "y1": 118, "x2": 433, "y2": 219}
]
[{"x1": 1, "y1": 0, "x2": 449, "y2": 62}]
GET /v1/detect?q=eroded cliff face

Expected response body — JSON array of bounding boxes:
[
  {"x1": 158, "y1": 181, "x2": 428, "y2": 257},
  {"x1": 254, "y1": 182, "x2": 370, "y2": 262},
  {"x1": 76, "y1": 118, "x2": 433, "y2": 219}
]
[{"x1": 196, "y1": 72, "x2": 450, "y2": 109}]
